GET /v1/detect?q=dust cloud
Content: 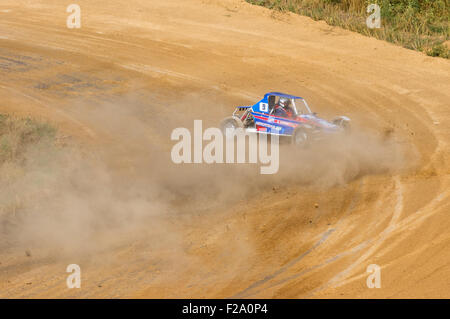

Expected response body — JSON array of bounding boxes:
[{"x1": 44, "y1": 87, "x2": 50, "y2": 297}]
[{"x1": 0, "y1": 96, "x2": 416, "y2": 263}]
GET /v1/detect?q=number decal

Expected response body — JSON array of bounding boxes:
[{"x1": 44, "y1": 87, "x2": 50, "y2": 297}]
[{"x1": 260, "y1": 102, "x2": 268, "y2": 112}]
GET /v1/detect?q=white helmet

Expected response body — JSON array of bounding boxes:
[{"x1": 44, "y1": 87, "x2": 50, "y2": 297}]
[{"x1": 279, "y1": 97, "x2": 290, "y2": 108}]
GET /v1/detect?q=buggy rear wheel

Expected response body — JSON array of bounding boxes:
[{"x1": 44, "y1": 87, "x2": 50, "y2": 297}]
[{"x1": 220, "y1": 116, "x2": 244, "y2": 137}]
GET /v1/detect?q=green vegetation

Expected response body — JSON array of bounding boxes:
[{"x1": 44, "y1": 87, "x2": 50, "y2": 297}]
[{"x1": 247, "y1": 0, "x2": 449, "y2": 58}]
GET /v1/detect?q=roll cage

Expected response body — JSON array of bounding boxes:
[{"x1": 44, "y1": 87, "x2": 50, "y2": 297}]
[
  {"x1": 232, "y1": 92, "x2": 313, "y2": 121},
  {"x1": 266, "y1": 94, "x2": 312, "y2": 116}
]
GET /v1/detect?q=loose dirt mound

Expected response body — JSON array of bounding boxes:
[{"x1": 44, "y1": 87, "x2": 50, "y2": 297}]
[{"x1": 0, "y1": 0, "x2": 449, "y2": 298}]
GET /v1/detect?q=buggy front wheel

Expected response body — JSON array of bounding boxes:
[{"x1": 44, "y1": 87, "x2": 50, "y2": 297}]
[{"x1": 291, "y1": 127, "x2": 309, "y2": 147}]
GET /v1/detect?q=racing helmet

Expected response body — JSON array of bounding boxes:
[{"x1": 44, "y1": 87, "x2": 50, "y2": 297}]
[{"x1": 279, "y1": 97, "x2": 290, "y2": 108}]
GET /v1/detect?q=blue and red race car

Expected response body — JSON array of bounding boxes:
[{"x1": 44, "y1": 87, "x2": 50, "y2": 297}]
[{"x1": 220, "y1": 92, "x2": 350, "y2": 146}]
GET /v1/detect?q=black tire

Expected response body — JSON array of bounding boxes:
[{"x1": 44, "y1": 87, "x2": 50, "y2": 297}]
[
  {"x1": 291, "y1": 126, "x2": 309, "y2": 147},
  {"x1": 220, "y1": 116, "x2": 244, "y2": 137}
]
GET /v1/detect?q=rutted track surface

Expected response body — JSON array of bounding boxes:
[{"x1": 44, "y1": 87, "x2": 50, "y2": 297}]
[{"x1": 0, "y1": 0, "x2": 449, "y2": 298}]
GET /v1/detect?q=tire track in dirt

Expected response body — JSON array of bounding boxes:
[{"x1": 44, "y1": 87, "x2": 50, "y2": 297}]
[
  {"x1": 310, "y1": 176, "x2": 404, "y2": 294},
  {"x1": 231, "y1": 178, "x2": 368, "y2": 298}
]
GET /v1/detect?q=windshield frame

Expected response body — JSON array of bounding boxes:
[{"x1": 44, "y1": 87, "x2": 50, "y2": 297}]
[{"x1": 291, "y1": 98, "x2": 312, "y2": 115}]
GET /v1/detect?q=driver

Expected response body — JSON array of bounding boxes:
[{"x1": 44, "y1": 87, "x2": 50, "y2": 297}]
[{"x1": 274, "y1": 97, "x2": 294, "y2": 118}]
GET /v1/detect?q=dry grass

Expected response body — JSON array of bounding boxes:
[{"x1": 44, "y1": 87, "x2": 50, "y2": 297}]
[
  {"x1": 0, "y1": 114, "x2": 56, "y2": 163},
  {"x1": 0, "y1": 115, "x2": 57, "y2": 226}
]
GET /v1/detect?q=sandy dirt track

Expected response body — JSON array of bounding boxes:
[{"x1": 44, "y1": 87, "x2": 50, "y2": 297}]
[{"x1": 0, "y1": 0, "x2": 449, "y2": 298}]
